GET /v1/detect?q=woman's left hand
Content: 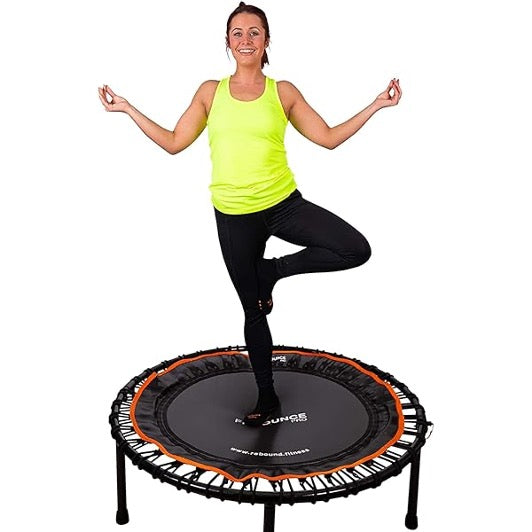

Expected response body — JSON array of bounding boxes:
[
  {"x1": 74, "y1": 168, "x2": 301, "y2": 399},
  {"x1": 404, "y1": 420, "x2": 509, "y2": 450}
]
[{"x1": 374, "y1": 78, "x2": 402, "y2": 108}]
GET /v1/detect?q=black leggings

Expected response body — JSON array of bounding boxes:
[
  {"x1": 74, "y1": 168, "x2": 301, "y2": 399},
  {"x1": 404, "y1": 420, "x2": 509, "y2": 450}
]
[{"x1": 214, "y1": 188, "x2": 371, "y2": 389}]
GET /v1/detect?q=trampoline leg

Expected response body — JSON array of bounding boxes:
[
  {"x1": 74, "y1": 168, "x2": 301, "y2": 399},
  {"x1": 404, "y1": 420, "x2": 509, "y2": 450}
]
[
  {"x1": 263, "y1": 503, "x2": 275, "y2": 532},
  {"x1": 116, "y1": 444, "x2": 130, "y2": 525},
  {"x1": 405, "y1": 450, "x2": 421, "y2": 530}
]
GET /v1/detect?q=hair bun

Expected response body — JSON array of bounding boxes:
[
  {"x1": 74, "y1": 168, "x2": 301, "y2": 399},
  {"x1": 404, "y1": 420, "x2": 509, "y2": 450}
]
[{"x1": 239, "y1": 2, "x2": 246, "y2": 6}]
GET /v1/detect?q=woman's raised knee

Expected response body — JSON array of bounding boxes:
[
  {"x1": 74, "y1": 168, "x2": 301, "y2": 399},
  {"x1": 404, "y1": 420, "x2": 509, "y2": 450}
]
[{"x1": 343, "y1": 236, "x2": 372, "y2": 268}]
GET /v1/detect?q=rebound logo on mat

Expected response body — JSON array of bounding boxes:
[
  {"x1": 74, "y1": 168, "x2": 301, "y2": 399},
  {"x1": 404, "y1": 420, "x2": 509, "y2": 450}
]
[{"x1": 235, "y1": 412, "x2": 308, "y2": 425}]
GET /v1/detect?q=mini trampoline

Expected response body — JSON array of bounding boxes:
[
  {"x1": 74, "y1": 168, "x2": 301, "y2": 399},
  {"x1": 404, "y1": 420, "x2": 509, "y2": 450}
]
[{"x1": 109, "y1": 345, "x2": 430, "y2": 530}]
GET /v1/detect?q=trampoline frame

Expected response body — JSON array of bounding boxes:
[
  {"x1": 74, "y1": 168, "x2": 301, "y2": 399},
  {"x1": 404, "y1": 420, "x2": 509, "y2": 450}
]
[{"x1": 109, "y1": 345, "x2": 430, "y2": 530}]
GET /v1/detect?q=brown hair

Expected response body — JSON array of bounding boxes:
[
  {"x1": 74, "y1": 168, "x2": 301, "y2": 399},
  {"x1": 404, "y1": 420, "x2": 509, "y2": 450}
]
[{"x1": 226, "y1": 2, "x2": 270, "y2": 68}]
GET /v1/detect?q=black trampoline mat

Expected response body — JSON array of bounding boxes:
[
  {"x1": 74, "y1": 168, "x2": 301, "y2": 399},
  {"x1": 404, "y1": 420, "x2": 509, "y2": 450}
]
[
  {"x1": 165, "y1": 371, "x2": 369, "y2": 463},
  {"x1": 132, "y1": 350, "x2": 403, "y2": 481}
]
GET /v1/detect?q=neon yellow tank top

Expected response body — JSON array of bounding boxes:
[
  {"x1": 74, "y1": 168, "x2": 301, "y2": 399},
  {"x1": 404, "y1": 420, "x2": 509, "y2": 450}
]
[{"x1": 207, "y1": 75, "x2": 297, "y2": 214}]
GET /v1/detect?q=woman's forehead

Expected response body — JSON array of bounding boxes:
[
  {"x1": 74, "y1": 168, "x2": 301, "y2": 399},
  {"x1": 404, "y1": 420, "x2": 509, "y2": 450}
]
[{"x1": 229, "y1": 13, "x2": 264, "y2": 30}]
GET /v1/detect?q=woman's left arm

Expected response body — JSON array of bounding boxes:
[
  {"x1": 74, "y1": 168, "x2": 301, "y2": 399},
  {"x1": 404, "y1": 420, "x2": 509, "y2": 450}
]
[{"x1": 281, "y1": 78, "x2": 401, "y2": 150}]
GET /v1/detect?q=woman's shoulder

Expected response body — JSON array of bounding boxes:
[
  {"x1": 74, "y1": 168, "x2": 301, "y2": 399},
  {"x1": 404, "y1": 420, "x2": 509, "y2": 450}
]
[
  {"x1": 275, "y1": 80, "x2": 303, "y2": 114},
  {"x1": 198, "y1": 80, "x2": 222, "y2": 117},
  {"x1": 198, "y1": 79, "x2": 222, "y2": 94},
  {"x1": 276, "y1": 79, "x2": 302, "y2": 99},
  {"x1": 275, "y1": 79, "x2": 295, "y2": 88}
]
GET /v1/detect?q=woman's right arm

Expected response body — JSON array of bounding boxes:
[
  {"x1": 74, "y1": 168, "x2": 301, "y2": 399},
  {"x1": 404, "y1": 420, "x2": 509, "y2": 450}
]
[{"x1": 98, "y1": 81, "x2": 212, "y2": 155}]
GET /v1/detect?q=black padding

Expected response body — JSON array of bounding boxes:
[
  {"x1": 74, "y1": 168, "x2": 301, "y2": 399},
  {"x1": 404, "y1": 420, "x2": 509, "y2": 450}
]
[{"x1": 133, "y1": 350, "x2": 400, "y2": 480}]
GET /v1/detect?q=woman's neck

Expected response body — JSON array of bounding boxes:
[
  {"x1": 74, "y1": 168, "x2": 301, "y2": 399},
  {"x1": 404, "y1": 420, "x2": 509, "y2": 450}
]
[{"x1": 231, "y1": 65, "x2": 265, "y2": 84}]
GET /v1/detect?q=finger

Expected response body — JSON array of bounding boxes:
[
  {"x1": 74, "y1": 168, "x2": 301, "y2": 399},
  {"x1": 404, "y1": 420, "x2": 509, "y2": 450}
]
[
  {"x1": 392, "y1": 80, "x2": 401, "y2": 98},
  {"x1": 99, "y1": 87, "x2": 108, "y2": 102},
  {"x1": 98, "y1": 90, "x2": 110, "y2": 109},
  {"x1": 395, "y1": 79, "x2": 403, "y2": 96},
  {"x1": 98, "y1": 94, "x2": 109, "y2": 110},
  {"x1": 103, "y1": 85, "x2": 114, "y2": 105},
  {"x1": 99, "y1": 88, "x2": 109, "y2": 104}
]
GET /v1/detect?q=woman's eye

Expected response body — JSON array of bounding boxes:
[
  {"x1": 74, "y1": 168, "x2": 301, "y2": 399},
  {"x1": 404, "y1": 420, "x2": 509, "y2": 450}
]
[{"x1": 233, "y1": 31, "x2": 259, "y2": 38}]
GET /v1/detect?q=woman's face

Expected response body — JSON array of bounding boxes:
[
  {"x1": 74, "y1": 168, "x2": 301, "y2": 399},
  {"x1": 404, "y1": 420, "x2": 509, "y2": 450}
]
[{"x1": 227, "y1": 13, "x2": 268, "y2": 65}]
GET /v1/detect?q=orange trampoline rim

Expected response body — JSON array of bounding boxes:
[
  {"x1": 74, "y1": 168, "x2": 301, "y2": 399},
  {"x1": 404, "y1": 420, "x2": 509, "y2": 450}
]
[{"x1": 130, "y1": 349, "x2": 405, "y2": 484}]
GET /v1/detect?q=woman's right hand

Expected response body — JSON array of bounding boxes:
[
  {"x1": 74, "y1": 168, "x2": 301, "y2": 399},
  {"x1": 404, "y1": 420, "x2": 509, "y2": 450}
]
[{"x1": 98, "y1": 84, "x2": 131, "y2": 113}]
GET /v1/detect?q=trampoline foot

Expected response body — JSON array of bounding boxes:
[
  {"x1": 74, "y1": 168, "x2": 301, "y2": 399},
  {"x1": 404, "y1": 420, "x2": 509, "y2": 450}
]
[
  {"x1": 116, "y1": 444, "x2": 129, "y2": 525},
  {"x1": 116, "y1": 509, "x2": 130, "y2": 525},
  {"x1": 405, "y1": 514, "x2": 418, "y2": 530},
  {"x1": 405, "y1": 450, "x2": 421, "y2": 530},
  {"x1": 264, "y1": 503, "x2": 275, "y2": 532}
]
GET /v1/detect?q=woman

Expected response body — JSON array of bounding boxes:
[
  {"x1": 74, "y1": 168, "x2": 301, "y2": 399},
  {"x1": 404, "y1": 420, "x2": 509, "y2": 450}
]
[{"x1": 98, "y1": 2, "x2": 401, "y2": 427}]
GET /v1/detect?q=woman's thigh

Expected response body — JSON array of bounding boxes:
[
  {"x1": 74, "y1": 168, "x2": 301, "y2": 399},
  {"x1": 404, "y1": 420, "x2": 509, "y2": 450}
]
[
  {"x1": 214, "y1": 208, "x2": 269, "y2": 307},
  {"x1": 265, "y1": 192, "x2": 370, "y2": 257}
]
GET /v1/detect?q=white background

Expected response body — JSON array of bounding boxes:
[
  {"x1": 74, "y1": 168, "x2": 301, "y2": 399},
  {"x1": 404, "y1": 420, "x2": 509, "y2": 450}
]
[{"x1": 1, "y1": 0, "x2": 530, "y2": 530}]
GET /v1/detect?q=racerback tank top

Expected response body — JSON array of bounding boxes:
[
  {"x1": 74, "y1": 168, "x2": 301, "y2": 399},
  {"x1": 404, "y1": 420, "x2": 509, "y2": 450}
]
[{"x1": 207, "y1": 75, "x2": 297, "y2": 214}]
